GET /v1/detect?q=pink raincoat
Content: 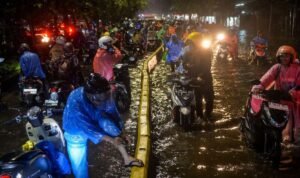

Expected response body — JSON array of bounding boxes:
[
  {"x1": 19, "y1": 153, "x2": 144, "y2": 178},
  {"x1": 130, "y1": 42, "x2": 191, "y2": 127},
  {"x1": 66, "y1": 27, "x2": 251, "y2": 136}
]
[
  {"x1": 93, "y1": 48, "x2": 122, "y2": 81},
  {"x1": 258, "y1": 63, "x2": 300, "y2": 142}
]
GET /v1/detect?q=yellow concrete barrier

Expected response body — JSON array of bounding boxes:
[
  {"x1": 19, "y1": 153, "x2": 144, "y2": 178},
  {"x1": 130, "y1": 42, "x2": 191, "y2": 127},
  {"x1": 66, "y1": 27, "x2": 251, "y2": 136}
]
[{"x1": 130, "y1": 45, "x2": 163, "y2": 178}]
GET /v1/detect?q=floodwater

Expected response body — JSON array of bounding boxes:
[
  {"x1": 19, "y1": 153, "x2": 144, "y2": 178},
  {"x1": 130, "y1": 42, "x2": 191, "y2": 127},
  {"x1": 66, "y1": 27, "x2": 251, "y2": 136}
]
[{"x1": 150, "y1": 56, "x2": 300, "y2": 178}]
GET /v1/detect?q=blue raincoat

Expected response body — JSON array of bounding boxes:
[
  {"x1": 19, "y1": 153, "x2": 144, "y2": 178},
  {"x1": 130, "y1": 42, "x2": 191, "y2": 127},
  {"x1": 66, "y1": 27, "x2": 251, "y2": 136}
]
[
  {"x1": 250, "y1": 36, "x2": 268, "y2": 47},
  {"x1": 63, "y1": 87, "x2": 123, "y2": 144},
  {"x1": 63, "y1": 87, "x2": 123, "y2": 178},
  {"x1": 19, "y1": 51, "x2": 46, "y2": 79},
  {"x1": 166, "y1": 37, "x2": 184, "y2": 63}
]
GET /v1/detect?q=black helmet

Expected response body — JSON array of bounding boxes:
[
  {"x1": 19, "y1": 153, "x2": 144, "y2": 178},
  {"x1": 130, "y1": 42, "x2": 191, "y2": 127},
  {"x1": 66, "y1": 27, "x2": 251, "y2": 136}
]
[
  {"x1": 64, "y1": 42, "x2": 74, "y2": 53},
  {"x1": 18, "y1": 43, "x2": 30, "y2": 53},
  {"x1": 84, "y1": 73, "x2": 110, "y2": 94}
]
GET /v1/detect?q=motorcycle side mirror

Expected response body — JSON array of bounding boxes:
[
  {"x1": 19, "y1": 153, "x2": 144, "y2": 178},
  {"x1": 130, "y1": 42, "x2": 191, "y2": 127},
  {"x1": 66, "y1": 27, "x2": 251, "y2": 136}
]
[{"x1": 250, "y1": 79, "x2": 261, "y2": 85}]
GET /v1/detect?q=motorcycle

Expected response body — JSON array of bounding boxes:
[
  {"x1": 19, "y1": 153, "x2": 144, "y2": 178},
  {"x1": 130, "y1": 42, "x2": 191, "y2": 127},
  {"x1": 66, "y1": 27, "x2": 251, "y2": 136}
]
[
  {"x1": 170, "y1": 64, "x2": 202, "y2": 131},
  {"x1": 121, "y1": 43, "x2": 143, "y2": 65},
  {"x1": 146, "y1": 30, "x2": 159, "y2": 52},
  {"x1": 249, "y1": 44, "x2": 267, "y2": 66},
  {"x1": 44, "y1": 80, "x2": 74, "y2": 109},
  {"x1": 0, "y1": 106, "x2": 70, "y2": 177},
  {"x1": 216, "y1": 42, "x2": 229, "y2": 62},
  {"x1": 19, "y1": 77, "x2": 45, "y2": 107},
  {"x1": 112, "y1": 63, "x2": 131, "y2": 113},
  {"x1": 240, "y1": 80, "x2": 292, "y2": 168}
]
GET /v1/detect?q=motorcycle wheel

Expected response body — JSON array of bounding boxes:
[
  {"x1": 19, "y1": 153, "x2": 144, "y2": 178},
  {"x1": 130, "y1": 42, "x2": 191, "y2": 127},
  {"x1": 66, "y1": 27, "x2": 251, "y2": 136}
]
[
  {"x1": 180, "y1": 113, "x2": 192, "y2": 131},
  {"x1": 115, "y1": 87, "x2": 130, "y2": 113},
  {"x1": 270, "y1": 130, "x2": 281, "y2": 169}
]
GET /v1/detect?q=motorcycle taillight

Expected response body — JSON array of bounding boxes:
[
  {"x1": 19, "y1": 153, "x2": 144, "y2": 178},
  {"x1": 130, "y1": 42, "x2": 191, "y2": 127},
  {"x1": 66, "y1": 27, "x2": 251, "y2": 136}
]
[
  {"x1": 0, "y1": 174, "x2": 12, "y2": 178},
  {"x1": 50, "y1": 87, "x2": 58, "y2": 93}
]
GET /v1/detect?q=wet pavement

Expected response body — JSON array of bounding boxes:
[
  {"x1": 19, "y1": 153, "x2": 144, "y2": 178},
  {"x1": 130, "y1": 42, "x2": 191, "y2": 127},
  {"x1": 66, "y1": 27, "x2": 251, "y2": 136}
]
[{"x1": 150, "y1": 55, "x2": 300, "y2": 178}]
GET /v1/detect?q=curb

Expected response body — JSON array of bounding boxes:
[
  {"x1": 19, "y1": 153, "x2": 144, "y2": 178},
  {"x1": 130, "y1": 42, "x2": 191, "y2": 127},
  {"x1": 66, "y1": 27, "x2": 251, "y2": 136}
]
[{"x1": 130, "y1": 45, "x2": 163, "y2": 178}]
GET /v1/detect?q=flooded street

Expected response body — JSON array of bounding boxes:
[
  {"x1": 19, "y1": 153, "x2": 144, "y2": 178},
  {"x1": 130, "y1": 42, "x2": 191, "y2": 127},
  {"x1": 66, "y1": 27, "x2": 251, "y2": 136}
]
[{"x1": 150, "y1": 56, "x2": 300, "y2": 178}]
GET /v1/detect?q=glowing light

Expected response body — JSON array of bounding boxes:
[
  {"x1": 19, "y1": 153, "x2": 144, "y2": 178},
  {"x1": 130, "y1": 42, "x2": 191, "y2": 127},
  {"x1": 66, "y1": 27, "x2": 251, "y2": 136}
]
[
  {"x1": 201, "y1": 39, "x2": 212, "y2": 49},
  {"x1": 216, "y1": 33, "x2": 225, "y2": 41},
  {"x1": 235, "y1": 3, "x2": 245, "y2": 7},
  {"x1": 41, "y1": 35, "x2": 50, "y2": 43}
]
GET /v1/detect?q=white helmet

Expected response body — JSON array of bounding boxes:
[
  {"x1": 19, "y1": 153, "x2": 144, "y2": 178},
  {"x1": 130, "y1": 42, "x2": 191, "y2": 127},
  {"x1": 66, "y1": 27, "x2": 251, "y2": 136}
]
[
  {"x1": 55, "y1": 35, "x2": 66, "y2": 45},
  {"x1": 98, "y1": 36, "x2": 113, "y2": 49}
]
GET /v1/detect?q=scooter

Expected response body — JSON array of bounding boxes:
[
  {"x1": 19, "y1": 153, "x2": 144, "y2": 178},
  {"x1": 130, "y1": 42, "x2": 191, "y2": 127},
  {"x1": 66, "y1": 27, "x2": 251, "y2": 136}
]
[
  {"x1": 216, "y1": 42, "x2": 229, "y2": 62},
  {"x1": 170, "y1": 64, "x2": 202, "y2": 131},
  {"x1": 19, "y1": 77, "x2": 45, "y2": 107},
  {"x1": 0, "y1": 106, "x2": 70, "y2": 177},
  {"x1": 44, "y1": 80, "x2": 74, "y2": 109},
  {"x1": 249, "y1": 44, "x2": 267, "y2": 66},
  {"x1": 112, "y1": 63, "x2": 131, "y2": 113},
  {"x1": 240, "y1": 80, "x2": 292, "y2": 168}
]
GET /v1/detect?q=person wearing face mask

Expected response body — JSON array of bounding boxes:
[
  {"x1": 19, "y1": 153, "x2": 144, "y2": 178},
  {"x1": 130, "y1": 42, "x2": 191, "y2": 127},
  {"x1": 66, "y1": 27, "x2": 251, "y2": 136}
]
[
  {"x1": 62, "y1": 73, "x2": 144, "y2": 178},
  {"x1": 93, "y1": 36, "x2": 122, "y2": 81},
  {"x1": 252, "y1": 45, "x2": 300, "y2": 145}
]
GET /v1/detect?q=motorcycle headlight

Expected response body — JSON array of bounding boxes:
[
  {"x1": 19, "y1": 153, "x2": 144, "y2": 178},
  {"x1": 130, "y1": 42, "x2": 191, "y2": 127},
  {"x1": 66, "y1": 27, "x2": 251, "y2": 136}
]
[
  {"x1": 180, "y1": 107, "x2": 191, "y2": 115},
  {"x1": 201, "y1": 39, "x2": 212, "y2": 49},
  {"x1": 41, "y1": 35, "x2": 50, "y2": 43},
  {"x1": 216, "y1": 33, "x2": 225, "y2": 41},
  {"x1": 129, "y1": 57, "x2": 135, "y2": 62}
]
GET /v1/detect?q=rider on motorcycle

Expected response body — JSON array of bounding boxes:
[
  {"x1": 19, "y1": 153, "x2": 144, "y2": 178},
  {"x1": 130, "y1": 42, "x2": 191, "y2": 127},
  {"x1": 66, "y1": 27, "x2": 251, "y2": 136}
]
[
  {"x1": 180, "y1": 32, "x2": 214, "y2": 120},
  {"x1": 249, "y1": 31, "x2": 268, "y2": 63},
  {"x1": 18, "y1": 43, "x2": 48, "y2": 98},
  {"x1": 63, "y1": 73, "x2": 143, "y2": 178},
  {"x1": 250, "y1": 31, "x2": 268, "y2": 49},
  {"x1": 49, "y1": 35, "x2": 66, "y2": 63},
  {"x1": 56, "y1": 42, "x2": 83, "y2": 86},
  {"x1": 252, "y1": 45, "x2": 300, "y2": 144},
  {"x1": 93, "y1": 35, "x2": 122, "y2": 81}
]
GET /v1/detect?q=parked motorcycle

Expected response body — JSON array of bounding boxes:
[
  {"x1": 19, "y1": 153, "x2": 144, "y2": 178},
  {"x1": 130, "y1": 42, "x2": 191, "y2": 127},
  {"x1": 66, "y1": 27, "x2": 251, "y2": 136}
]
[
  {"x1": 44, "y1": 80, "x2": 74, "y2": 108},
  {"x1": 112, "y1": 63, "x2": 131, "y2": 113},
  {"x1": 240, "y1": 80, "x2": 292, "y2": 168},
  {"x1": 19, "y1": 77, "x2": 45, "y2": 107},
  {"x1": 0, "y1": 106, "x2": 70, "y2": 177},
  {"x1": 249, "y1": 44, "x2": 267, "y2": 66}
]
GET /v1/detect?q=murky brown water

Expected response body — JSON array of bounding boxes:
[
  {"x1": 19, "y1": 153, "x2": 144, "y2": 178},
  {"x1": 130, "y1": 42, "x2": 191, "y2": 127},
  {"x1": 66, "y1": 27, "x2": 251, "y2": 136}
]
[{"x1": 150, "y1": 56, "x2": 300, "y2": 178}]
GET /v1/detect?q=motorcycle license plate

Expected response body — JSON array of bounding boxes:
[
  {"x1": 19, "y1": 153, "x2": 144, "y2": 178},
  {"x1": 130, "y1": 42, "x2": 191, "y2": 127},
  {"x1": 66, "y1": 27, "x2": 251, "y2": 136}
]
[
  {"x1": 23, "y1": 88, "x2": 37, "y2": 94},
  {"x1": 268, "y1": 102, "x2": 289, "y2": 111},
  {"x1": 44, "y1": 99, "x2": 59, "y2": 107}
]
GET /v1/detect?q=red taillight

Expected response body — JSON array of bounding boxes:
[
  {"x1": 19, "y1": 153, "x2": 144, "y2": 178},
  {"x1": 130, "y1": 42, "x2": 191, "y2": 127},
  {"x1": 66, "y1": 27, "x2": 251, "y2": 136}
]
[
  {"x1": 0, "y1": 174, "x2": 12, "y2": 178},
  {"x1": 50, "y1": 87, "x2": 58, "y2": 93},
  {"x1": 68, "y1": 27, "x2": 73, "y2": 34}
]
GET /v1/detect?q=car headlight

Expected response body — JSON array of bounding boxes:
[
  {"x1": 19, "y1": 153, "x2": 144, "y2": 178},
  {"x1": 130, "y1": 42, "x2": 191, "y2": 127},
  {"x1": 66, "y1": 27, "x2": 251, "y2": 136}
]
[
  {"x1": 201, "y1": 39, "x2": 212, "y2": 49},
  {"x1": 216, "y1": 33, "x2": 225, "y2": 41}
]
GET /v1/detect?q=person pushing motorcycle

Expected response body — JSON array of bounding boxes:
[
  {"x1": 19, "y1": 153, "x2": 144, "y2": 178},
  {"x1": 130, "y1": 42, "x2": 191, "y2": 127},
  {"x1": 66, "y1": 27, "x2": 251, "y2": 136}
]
[
  {"x1": 252, "y1": 45, "x2": 300, "y2": 144},
  {"x1": 180, "y1": 32, "x2": 214, "y2": 121}
]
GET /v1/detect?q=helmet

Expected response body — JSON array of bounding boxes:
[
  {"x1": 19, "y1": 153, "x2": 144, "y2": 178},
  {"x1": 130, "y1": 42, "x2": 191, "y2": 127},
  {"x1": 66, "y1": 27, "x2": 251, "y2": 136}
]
[
  {"x1": 84, "y1": 73, "x2": 110, "y2": 94},
  {"x1": 276, "y1": 45, "x2": 297, "y2": 63},
  {"x1": 186, "y1": 32, "x2": 202, "y2": 44},
  {"x1": 98, "y1": 36, "x2": 113, "y2": 49},
  {"x1": 63, "y1": 42, "x2": 74, "y2": 53},
  {"x1": 18, "y1": 43, "x2": 30, "y2": 53},
  {"x1": 55, "y1": 35, "x2": 66, "y2": 45}
]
